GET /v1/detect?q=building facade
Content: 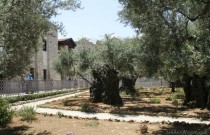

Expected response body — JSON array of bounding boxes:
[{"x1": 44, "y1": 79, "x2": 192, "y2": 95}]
[{"x1": 30, "y1": 28, "x2": 60, "y2": 80}]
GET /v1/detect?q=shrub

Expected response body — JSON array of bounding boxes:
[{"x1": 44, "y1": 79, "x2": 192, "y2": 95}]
[
  {"x1": 148, "y1": 94, "x2": 155, "y2": 98},
  {"x1": 172, "y1": 92, "x2": 185, "y2": 100},
  {"x1": 80, "y1": 101, "x2": 91, "y2": 112},
  {"x1": 18, "y1": 106, "x2": 36, "y2": 122},
  {"x1": 0, "y1": 98, "x2": 13, "y2": 126},
  {"x1": 85, "y1": 120, "x2": 99, "y2": 127},
  {"x1": 4, "y1": 89, "x2": 85, "y2": 104},
  {"x1": 158, "y1": 88, "x2": 164, "y2": 95},
  {"x1": 56, "y1": 111, "x2": 64, "y2": 118},
  {"x1": 151, "y1": 98, "x2": 161, "y2": 104},
  {"x1": 172, "y1": 98, "x2": 179, "y2": 106},
  {"x1": 165, "y1": 96, "x2": 172, "y2": 101},
  {"x1": 61, "y1": 98, "x2": 69, "y2": 106}
]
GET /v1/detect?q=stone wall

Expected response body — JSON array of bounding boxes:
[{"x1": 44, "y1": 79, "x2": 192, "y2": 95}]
[{"x1": 30, "y1": 27, "x2": 61, "y2": 80}]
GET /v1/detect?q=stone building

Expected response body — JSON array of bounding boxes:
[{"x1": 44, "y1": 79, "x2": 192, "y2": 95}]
[
  {"x1": 29, "y1": 29, "x2": 77, "y2": 80},
  {"x1": 29, "y1": 27, "x2": 59, "y2": 80}
]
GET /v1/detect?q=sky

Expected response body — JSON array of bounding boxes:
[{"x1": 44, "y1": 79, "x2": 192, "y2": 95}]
[{"x1": 53, "y1": 0, "x2": 136, "y2": 42}]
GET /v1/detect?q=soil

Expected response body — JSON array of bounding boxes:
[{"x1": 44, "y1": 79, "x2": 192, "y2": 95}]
[
  {"x1": 39, "y1": 87, "x2": 210, "y2": 119},
  {"x1": 0, "y1": 114, "x2": 209, "y2": 135}
]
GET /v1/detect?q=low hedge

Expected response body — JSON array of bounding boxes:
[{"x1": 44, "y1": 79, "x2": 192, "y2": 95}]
[{"x1": 4, "y1": 89, "x2": 86, "y2": 104}]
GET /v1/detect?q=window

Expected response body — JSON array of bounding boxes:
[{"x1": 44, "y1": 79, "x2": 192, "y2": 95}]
[
  {"x1": 43, "y1": 39, "x2": 47, "y2": 51},
  {"x1": 43, "y1": 69, "x2": 47, "y2": 80}
]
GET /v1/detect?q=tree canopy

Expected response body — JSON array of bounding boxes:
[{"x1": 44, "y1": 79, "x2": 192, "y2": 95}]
[
  {"x1": 118, "y1": 0, "x2": 210, "y2": 108},
  {"x1": 0, "y1": 0, "x2": 80, "y2": 79}
]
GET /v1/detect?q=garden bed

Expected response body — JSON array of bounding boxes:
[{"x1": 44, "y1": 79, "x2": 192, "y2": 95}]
[{"x1": 38, "y1": 87, "x2": 210, "y2": 119}]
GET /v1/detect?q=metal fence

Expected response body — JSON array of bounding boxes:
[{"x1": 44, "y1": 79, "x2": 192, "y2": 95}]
[
  {"x1": 0, "y1": 77, "x2": 168, "y2": 97},
  {"x1": 135, "y1": 78, "x2": 169, "y2": 87},
  {"x1": 0, "y1": 78, "x2": 90, "y2": 97}
]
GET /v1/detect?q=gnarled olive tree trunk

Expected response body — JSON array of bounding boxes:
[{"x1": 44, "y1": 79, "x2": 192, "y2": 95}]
[
  {"x1": 89, "y1": 70, "x2": 104, "y2": 102},
  {"x1": 183, "y1": 74, "x2": 209, "y2": 109},
  {"x1": 89, "y1": 68, "x2": 122, "y2": 106},
  {"x1": 119, "y1": 77, "x2": 137, "y2": 95},
  {"x1": 102, "y1": 68, "x2": 122, "y2": 106}
]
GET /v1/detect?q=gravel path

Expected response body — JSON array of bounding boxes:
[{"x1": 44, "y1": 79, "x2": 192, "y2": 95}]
[{"x1": 11, "y1": 91, "x2": 210, "y2": 124}]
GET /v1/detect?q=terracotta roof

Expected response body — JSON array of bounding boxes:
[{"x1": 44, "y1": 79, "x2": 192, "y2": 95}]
[{"x1": 58, "y1": 38, "x2": 76, "y2": 48}]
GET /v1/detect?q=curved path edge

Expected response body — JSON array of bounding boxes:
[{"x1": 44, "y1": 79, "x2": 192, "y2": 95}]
[{"x1": 11, "y1": 91, "x2": 210, "y2": 124}]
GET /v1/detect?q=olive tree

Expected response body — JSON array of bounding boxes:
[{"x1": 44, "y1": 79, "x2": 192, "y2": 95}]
[
  {"x1": 119, "y1": 0, "x2": 210, "y2": 108},
  {"x1": 0, "y1": 0, "x2": 80, "y2": 79}
]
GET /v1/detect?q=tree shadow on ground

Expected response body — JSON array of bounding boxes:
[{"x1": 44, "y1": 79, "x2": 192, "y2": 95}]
[
  {"x1": 0, "y1": 125, "x2": 30, "y2": 135},
  {"x1": 0, "y1": 125, "x2": 52, "y2": 135},
  {"x1": 109, "y1": 105, "x2": 185, "y2": 116},
  {"x1": 152, "y1": 122, "x2": 209, "y2": 135},
  {"x1": 195, "y1": 112, "x2": 210, "y2": 121}
]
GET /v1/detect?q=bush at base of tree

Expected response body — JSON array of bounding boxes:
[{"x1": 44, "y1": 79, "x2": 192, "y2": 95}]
[{"x1": 0, "y1": 98, "x2": 13, "y2": 126}]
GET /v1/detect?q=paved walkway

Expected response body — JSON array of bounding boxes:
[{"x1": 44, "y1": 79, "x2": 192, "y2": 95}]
[{"x1": 11, "y1": 91, "x2": 210, "y2": 124}]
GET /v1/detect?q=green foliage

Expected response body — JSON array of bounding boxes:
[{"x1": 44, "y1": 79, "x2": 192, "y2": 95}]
[
  {"x1": 56, "y1": 111, "x2": 65, "y2": 118},
  {"x1": 4, "y1": 90, "x2": 82, "y2": 104},
  {"x1": 172, "y1": 98, "x2": 179, "y2": 106},
  {"x1": 85, "y1": 120, "x2": 99, "y2": 127},
  {"x1": 74, "y1": 36, "x2": 142, "y2": 82},
  {"x1": 151, "y1": 98, "x2": 161, "y2": 104},
  {"x1": 61, "y1": 98, "x2": 69, "y2": 106},
  {"x1": 148, "y1": 94, "x2": 155, "y2": 98},
  {"x1": 18, "y1": 106, "x2": 36, "y2": 122},
  {"x1": 172, "y1": 89, "x2": 185, "y2": 100},
  {"x1": 80, "y1": 100, "x2": 91, "y2": 112},
  {"x1": 0, "y1": 0, "x2": 80, "y2": 79},
  {"x1": 165, "y1": 96, "x2": 172, "y2": 101},
  {"x1": 135, "y1": 86, "x2": 144, "y2": 91},
  {"x1": 118, "y1": 0, "x2": 210, "y2": 82},
  {"x1": 0, "y1": 98, "x2": 13, "y2": 126},
  {"x1": 53, "y1": 49, "x2": 75, "y2": 78}
]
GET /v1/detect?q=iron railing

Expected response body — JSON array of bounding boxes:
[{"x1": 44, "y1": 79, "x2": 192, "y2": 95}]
[
  {"x1": 0, "y1": 79, "x2": 90, "y2": 97},
  {"x1": 0, "y1": 78, "x2": 168, "y2": 97}
]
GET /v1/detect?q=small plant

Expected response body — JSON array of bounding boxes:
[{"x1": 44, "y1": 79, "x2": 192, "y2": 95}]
[
  {"x1": 172, "y1": 98, "x2": 179, "y2": 106},
  {"x1": 158, "y1": 88, "x2": 164, "y2": 95},
  {"x1": 85, "y1": 120, "x2": 99, "y2": 127},
  {"x1": 74, "y1": 95, "x2": 78, "y2": 98},
  {"x1": 135, "y1": 86, "x2": 144, "y2": 91},
  {"x1": 61, "y1": 98, "x2": 69, "y2": 106},
  {"x1": 151, "y1": 98, "x2": 161, "y2": 104},
  {"x1": 173, "y1": 88, "x2": 185, "y2": 99},
  {"x1": 80, "y1": 101, "x2": 91, "y2": 112},
  {"x1": 0, "y1": 98, "x2": 13, "y2": 126},
  {"x1": 165, "y1": 96, "x2": 172, "y2": 101},
  {"x1": 148, "y1": 94, "x2": 155, "y2": 98},
  {"x1": 56, "y1": 111, "x2": 64, "y2": 118},
  {"x1": 18, "y1": 106, "x2": 36, "y2": 122}
]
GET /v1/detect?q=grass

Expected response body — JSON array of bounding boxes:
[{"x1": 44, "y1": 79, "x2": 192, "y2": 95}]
[
  {"x1": 61, "y1": 98, "x2": 69, "y2": 106},
  {"x1": 148, "y1": 94, "x2": 155, "y2": 98},
  {"x1": 85, "y1": 120, "x2": 99, "y2": 127},
  {"x1": 165, "y1": 96, "x2": 172, "y2": 101},
  {"x1": 172, "y1": 98, "x2": 179, "y2": 106},
  {"x1": 80, "y1": 100, "x2": 91, "y2": 112},
  {"x1": 151, "y1": 98, "x2": 161, "y2": 104},
  {"x1": 18, "y1": 106, "x2": 36, "y2": 122}
]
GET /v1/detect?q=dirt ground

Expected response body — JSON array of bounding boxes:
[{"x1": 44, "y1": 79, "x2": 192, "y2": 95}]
[
  {"x1": 39, "y1": 87, "x2": 210, "y2": 119},
  {"x1": 2, "y1": 87, "x2": 210, "y2": 135},
  {"x1": 0, "y1": 114, "x2": 209, "y2": 135}
]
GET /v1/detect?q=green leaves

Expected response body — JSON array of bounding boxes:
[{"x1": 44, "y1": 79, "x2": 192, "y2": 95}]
[
  {"x1": 119, "y1": 0, "x2": 210, "y2": 81},
  {"x1": 0, "y1": 0, "x2": 80, "y2": 79},
  {"x1": 53, "y1": 49, "x2": 75, "y2": 78}
]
